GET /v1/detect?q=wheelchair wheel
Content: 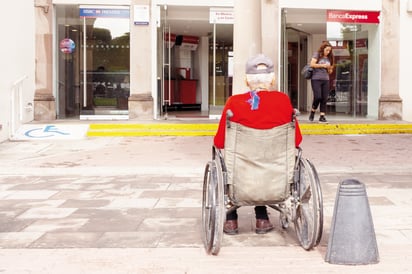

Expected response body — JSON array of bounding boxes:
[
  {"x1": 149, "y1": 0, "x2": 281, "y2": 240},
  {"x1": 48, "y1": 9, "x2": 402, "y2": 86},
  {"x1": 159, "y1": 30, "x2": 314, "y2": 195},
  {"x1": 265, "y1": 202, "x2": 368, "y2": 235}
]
[
  {"x1": 202, "y1": 160, "x2": 225, "y2": 255},
  {"x1": 307, "y1": 159, "x2": 323, "y2": 246},
  {"x1": 293, "y1": 157, "x2": 323, "y2": 250}
]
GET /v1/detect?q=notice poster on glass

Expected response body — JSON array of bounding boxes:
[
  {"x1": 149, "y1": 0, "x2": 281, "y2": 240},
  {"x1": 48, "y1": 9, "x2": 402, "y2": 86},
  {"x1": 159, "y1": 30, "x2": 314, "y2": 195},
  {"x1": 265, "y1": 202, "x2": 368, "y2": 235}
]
[
  {"x1": 134, "y1": 5, "x2": 149, "y2": 25},
  {"x1": 228, "y1": 51, "x2": 234, "y2": 77}
]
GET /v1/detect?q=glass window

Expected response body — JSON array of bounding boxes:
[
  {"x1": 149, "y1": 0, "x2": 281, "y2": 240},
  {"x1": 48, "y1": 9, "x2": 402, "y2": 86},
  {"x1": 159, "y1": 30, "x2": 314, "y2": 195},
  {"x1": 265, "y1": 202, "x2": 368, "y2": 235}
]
[
  {"x1": 327, "y1": 21, "x2": 379, "y2": 117},
  {"x1": 56, "y1": 5, "x2": 130, "y2": 118}
]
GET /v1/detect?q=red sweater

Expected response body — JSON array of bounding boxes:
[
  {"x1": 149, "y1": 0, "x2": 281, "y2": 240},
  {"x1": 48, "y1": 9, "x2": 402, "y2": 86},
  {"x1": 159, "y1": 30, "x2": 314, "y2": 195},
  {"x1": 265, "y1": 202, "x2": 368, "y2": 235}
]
[{"x1": 213, "y1": 90, "x2": 302, "y2": 149}]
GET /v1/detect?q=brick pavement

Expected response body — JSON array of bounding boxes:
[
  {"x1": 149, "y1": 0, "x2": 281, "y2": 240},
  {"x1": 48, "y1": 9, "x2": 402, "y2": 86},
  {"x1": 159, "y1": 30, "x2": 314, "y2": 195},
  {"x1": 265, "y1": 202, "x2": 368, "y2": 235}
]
[{"x1": 0, "y1": 135, "x2": 411, "y2": 273}]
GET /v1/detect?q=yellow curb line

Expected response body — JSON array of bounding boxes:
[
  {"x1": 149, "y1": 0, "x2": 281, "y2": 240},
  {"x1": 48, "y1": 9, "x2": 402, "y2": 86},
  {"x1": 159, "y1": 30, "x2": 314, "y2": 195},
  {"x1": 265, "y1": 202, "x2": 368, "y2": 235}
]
[
  {"x1": 87, "y1": 131, "x2": 217, "y2": 137},
  {"x1": 300, "y1": 124, "x2": 412, "y2": 135},
  {"x1": 88, "y1": 124, "x2": 218, "y2": 130},
  {"x1": 86, "y1": 123, "x2": 412, "y2": 137}
]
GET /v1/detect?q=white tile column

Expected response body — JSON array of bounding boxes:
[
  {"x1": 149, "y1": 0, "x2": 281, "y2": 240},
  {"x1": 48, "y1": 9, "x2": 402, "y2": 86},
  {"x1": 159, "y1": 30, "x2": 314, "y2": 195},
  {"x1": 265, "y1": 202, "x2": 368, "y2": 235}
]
[
  {"x1": 129, "y1": 0, "x2": 154, "y2": 120},
  {"x1": 232, "y1": 0, "x2": 262, "y2": 95},
  {"x1": 261, "y1": 1, "x2": 278, "y2": 89},
  {"x1": 34, "y1": 0, "x2": 56, "y2": 121},
  {"x1": 379, "y1": 0, "x2": 402, "y2": 120},
  {"x1": 233, "y1": 0, "x2": 279, "y2": 94}
]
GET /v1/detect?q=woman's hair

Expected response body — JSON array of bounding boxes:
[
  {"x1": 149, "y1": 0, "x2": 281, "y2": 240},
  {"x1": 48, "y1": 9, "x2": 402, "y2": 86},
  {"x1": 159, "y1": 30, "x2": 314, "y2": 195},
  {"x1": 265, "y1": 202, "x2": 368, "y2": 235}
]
[{"x1": 317, "y1": 41, "x2": 334, "y2": 66}]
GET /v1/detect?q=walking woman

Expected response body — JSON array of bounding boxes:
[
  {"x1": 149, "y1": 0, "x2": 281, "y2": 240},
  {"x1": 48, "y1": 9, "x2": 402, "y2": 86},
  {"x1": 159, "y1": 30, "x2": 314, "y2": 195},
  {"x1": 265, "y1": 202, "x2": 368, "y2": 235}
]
[{"x1": 308, "y1": 41, "x2": 334, "y2": 123}]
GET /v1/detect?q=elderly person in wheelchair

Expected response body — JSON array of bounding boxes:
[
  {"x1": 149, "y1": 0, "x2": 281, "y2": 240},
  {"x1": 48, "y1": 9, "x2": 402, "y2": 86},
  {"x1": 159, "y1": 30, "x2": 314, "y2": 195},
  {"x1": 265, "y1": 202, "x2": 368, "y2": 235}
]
[
  {"x1": 203, "y1": 54, "x2": 322, "y2": 255},
  {"x1": 213, "y1": 54, "x2": 303, "y2": 235}
]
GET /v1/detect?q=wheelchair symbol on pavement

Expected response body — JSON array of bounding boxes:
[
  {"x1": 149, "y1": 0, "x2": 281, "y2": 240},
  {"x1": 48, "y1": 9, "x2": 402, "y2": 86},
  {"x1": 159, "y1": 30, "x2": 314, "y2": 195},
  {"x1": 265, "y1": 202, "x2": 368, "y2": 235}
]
[{"x1": 24, "y1": 125, "x2": 70, "y2": 138}]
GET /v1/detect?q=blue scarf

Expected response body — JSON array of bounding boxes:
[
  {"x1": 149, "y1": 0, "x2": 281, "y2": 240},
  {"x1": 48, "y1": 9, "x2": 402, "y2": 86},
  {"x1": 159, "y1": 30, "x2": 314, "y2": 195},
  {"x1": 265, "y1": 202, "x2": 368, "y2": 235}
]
[{"x1": 247, "y1": 90, "x2": 260, "y2": 110}]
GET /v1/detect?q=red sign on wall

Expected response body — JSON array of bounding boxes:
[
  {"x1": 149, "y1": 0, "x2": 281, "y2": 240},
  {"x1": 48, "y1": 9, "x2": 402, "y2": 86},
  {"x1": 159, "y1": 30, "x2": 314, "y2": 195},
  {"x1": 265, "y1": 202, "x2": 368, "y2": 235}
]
[{"x1": 327, "y1": 10, "x2": 380, "y2": 24}]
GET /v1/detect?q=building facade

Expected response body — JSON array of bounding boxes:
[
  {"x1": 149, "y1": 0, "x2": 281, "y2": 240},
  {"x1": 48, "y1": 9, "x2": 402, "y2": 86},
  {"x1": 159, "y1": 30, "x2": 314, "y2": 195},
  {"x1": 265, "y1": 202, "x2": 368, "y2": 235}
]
[{"x1": 1, "y1": 0, "x2": 411, "y2": 142}]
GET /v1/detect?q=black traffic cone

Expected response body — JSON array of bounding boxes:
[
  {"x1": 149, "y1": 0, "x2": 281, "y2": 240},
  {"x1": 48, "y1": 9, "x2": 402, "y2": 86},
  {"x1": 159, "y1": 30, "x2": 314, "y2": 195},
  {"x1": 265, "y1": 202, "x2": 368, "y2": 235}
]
[{"x1": 325, "y1": 179, "x2": 379, "y2": 265}]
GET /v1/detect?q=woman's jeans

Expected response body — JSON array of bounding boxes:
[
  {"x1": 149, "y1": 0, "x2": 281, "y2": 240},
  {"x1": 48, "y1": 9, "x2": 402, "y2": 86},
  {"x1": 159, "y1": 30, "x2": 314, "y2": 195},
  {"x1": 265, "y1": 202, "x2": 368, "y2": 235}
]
[{"x1": 310, "y1": 79, "x2": 330, "y2": 113}]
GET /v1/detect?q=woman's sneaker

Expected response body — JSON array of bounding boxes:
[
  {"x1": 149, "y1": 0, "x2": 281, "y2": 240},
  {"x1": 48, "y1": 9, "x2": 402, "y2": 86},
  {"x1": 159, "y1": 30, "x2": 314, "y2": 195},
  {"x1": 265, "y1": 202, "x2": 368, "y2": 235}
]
[
  {"x1": 309, "y1": 111, "x2": 315, "y2": 122},
  {"x1": 319, "y1": 115, "x2": 327, "y2": 123}
]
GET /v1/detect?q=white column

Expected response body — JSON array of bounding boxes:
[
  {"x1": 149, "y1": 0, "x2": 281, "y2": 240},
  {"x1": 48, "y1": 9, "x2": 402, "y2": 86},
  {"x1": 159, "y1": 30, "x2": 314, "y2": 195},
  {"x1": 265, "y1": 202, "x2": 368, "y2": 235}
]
[
  {"x1": 129, "y1": 0, "x2": 154, "y2": 119},
  {"x1": 261, "y1": 0, "x2": 278, "y2": 89},
  {"x1": 34, "y1": 0, "x2": 56, "y2": 121},
  {"x1": 233, "y1": 0, "x2": 261, "y2": 95},
  {"x1": 379, "y1": 0, "x2": 402, "y2": 120}
]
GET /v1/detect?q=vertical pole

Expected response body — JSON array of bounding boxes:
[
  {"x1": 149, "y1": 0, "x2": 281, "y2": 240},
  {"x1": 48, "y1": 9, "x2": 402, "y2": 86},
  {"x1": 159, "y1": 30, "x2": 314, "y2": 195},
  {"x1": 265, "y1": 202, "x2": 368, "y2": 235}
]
[
  {"x1": 83, "y1": 17, "x2": 87, "y2": 107},
  {"x1": 213, "y1": 23, "x2": 216, "y2": 106}
]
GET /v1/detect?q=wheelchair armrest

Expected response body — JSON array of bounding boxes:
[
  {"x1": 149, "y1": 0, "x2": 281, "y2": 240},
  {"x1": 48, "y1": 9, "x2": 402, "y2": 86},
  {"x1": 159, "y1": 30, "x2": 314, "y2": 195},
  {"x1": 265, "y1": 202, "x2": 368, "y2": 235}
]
[{"x1": 292, "y1": 108, "x2": 300, "y2": 124}]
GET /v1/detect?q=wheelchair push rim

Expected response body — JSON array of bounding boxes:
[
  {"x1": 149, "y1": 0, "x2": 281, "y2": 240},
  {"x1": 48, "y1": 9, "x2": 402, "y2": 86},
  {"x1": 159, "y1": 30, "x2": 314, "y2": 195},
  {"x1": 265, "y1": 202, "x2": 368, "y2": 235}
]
[
  {"x1": 307, "y1": 159, "x2": 324, "y2": 246},
  {"x1": 201, "y1": 160, "x2": 225, "y2": 255}
]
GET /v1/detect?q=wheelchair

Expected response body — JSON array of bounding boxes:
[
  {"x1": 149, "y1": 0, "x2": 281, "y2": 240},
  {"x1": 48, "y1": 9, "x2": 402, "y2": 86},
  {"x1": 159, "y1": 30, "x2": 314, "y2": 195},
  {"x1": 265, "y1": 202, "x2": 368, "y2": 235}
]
[{"x1": 202, "y1": 114, "x2": 323, "y2": 255}]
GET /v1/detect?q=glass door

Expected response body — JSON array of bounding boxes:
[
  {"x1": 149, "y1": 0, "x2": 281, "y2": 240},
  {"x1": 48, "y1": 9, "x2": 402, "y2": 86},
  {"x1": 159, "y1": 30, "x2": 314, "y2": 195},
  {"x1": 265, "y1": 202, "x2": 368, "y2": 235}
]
[
  {"x1": 327, "y1": 23, "x2": 370, "y2": 117},
  {"x1": 80, "y1": 6, "x2": 130, "y2": 118},
  {"x1": 56, "y1": 5, "x2": 130, "y2": 119},
  {"x1": 156, "y1": 6, "x2": 233, "y2": 119},
  {"x1": 56, "y1": 5, "x2": 82, "y2": 118},
  {"x1": 280, "y1": 9, "x2": 309, "y2": 111},
  {"x1": 209, "y1": 12, "x2": 233, "y2": 118},
  {"x1": 209, "y1": 26, "x2": 233, "y2": 115}
]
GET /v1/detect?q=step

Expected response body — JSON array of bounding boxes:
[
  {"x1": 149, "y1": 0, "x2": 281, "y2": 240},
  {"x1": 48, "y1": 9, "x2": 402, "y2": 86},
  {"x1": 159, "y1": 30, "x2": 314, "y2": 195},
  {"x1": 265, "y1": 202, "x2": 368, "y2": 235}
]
[
  {"x1": 87, "y1": 123, "x2": 218, "y2": 137},
  {"x1": 87, "y1": 123, "x2": 412, "y2": 137}
]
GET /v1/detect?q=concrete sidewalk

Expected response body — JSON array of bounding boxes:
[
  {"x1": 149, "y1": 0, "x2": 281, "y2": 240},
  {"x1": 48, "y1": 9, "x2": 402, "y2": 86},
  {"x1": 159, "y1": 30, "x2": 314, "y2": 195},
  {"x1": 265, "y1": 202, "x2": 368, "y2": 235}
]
[{"x1": 0, "y1": 134, "x2": 411, "y2": 273}]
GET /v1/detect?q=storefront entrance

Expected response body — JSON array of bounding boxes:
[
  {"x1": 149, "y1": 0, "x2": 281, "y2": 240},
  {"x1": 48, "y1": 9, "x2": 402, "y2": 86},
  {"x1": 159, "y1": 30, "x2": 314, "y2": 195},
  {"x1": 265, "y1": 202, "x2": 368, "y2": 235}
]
[
  {"x1": 281, "y1": 8, "x2": 380, "y2": 119},
  {"x1": 56, "y1": 5, "x2": 130, "y2": 119},
  {"x1": 156, "y1": 5, "x2": 233, "y2": 119}
]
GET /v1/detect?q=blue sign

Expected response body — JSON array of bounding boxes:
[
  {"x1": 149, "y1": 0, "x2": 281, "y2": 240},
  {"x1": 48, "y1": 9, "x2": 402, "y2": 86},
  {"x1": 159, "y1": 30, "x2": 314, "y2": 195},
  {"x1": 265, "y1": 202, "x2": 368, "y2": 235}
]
[{"x1": 80, "y1": 8, "x2": 130, "y2": 18}]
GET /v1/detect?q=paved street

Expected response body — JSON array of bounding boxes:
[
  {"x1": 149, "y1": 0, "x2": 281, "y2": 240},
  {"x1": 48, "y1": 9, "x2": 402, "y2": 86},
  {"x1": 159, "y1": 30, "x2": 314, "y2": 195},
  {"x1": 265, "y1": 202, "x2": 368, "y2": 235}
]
[{"x1": 0, "y1": 134, "x2": 411, "y2": 273}]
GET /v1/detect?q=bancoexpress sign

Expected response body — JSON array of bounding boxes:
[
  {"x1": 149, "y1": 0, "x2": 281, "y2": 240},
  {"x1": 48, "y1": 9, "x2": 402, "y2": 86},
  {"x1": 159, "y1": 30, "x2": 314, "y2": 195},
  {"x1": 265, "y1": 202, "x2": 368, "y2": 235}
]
[{"x1": 327, "y1": 10, "x2": 380, "y2": 24}]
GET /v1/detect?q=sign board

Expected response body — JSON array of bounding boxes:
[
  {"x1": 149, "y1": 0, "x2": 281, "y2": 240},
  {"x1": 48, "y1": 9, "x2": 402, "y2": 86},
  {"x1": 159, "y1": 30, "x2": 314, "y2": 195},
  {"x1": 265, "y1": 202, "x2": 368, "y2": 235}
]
[
  {"x1": 210, "y1": 8, "x2": 234, "y2": 24},
  {"x1": 134, "y1": 5, "x2": 150, "y2": 25},
  {"x1": 60, "y1": 38, "x2": 75, "y2": 54},
  {"x1": 80, "y1": 6, "x2": 130, "y2": 18},
  {"x1": 327, "y1": 10, "x2": 380, "y2": 24}
]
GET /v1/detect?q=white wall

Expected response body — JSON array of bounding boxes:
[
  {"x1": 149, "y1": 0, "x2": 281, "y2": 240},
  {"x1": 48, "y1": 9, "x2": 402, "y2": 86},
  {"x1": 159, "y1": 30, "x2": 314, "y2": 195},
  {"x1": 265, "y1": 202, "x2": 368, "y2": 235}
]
[
  {"x1": 400, "y1": 0, "x2": 412, "y2": 122},
  {"x1": 0, "y1": 2, "x2": 35, "y2": 142}
]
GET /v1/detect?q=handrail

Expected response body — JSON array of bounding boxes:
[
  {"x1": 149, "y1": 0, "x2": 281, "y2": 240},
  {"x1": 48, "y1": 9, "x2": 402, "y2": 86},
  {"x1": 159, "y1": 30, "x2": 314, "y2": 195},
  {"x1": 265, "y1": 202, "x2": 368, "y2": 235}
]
[
  {"x1": 12, "y1": 75, "x2": 28, "y2": 87},
  {"x1": 10, "y1": 75, "x2": 28, "y2": 139}
]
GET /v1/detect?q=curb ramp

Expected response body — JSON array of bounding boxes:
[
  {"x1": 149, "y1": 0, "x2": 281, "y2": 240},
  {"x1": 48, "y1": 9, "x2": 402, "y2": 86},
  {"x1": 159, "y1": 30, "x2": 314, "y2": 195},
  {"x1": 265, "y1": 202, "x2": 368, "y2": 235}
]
[{"x1": 86, "y1": 123, "x2": 412, "y2": 137}]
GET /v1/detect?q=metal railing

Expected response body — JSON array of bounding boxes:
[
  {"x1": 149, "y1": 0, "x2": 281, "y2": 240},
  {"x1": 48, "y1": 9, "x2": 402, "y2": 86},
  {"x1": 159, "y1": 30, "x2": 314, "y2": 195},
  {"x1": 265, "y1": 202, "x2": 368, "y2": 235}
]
[{"x1": 10, "y1": 75, "x2": 29, "y2": 139}]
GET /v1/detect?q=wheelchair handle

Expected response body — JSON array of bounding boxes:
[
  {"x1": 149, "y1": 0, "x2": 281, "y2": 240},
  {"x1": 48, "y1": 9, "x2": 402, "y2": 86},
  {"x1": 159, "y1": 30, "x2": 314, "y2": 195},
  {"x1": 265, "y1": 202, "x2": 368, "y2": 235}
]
[{"x1": 226, "y1": 109, "x2": 233, "y2": 128}]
